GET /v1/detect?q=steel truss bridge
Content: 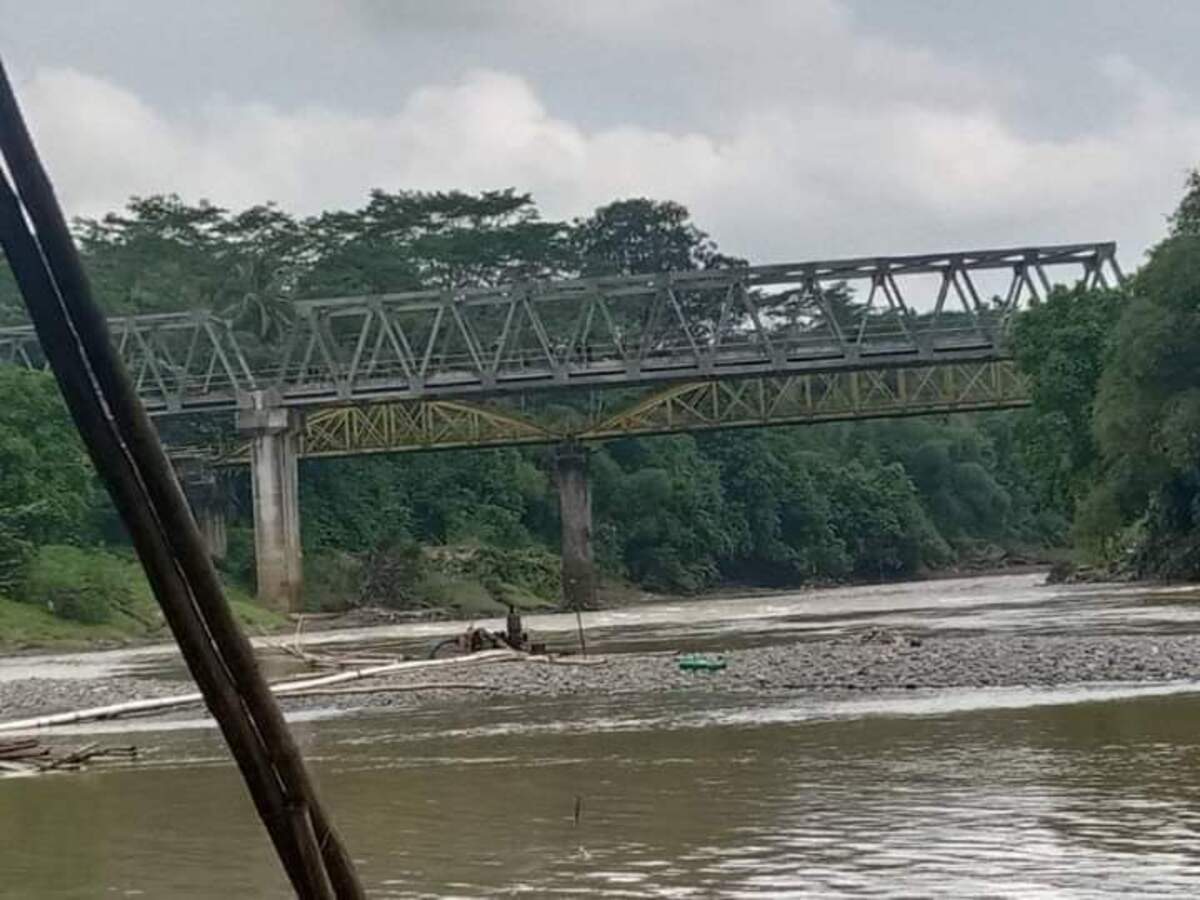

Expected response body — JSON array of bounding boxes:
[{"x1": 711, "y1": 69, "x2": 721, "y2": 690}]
[{"x1": 0, "y1": 242, "x2": 1122, "y2": 459}]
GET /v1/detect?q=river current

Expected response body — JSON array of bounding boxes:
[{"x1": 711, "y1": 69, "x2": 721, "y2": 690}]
[{"x1": 5, "y1": 573, "x2": 1200, "y2": 897}]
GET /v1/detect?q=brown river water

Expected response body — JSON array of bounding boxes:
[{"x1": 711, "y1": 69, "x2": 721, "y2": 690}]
[{"x1": 6, "y1": 573, "x2": 1200, "y2": 897}]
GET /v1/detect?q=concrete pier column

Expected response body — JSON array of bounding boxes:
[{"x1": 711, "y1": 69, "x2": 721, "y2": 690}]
[
  {"x1": 176, "y1": 456, "x2": 229, "y2": 562},
  {"x1": 197, "y1": 504, "x2": 228, "y2": 562},
  {"x1": 238, "y1": 393, "x2": 303, "y2": 612},
  {"x1": 554, "y1": 442, "x2": 596, "y2": 610}
]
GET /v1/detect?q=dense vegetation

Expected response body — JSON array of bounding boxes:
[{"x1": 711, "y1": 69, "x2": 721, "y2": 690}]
[
  {"x1": 2, "y1": 173, "x2": 1197, "y2": 637},
  {"x1": 1012, "y1": 171, "x2": 1200, "y2": 578}
]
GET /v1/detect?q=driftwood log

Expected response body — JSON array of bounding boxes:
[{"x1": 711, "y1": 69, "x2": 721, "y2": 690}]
[{"x1": 0, "y1": 737, "x2": 137, "y2": 775}]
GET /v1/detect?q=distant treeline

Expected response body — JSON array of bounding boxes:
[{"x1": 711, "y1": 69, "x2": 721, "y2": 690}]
[{"x1": 2, "y1": 177, "x2": 1198, "y2": 617}]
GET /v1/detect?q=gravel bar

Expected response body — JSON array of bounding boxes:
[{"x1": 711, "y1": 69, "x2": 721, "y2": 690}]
[{"x1": 4, "y1": 632, "x2": 1200, "y2": 723}]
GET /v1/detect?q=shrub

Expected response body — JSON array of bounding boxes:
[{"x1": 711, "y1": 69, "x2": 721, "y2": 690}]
[
  {"x1": 220, "y1": 525, "x2": 257, "y2": 588},
  {"x1": 303, "y1": 550, "x2": 364, "y2": 613},
  {"x1": 19, "y1": 545, "x2": 146, "y2": 625},
  {"x1": 360, "y1": 539, "x2": 426, "y2": 609},
  {"x1": 0, "y1": 519, "x2": 33, "y2": 594},
  {"x1": 413, "y1": 570, "x2": 500, "y2": 617}
]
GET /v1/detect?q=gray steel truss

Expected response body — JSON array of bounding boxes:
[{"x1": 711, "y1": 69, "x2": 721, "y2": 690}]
[{"x1": 0, "y1": 242, "x2": 1121, "y2": 416}]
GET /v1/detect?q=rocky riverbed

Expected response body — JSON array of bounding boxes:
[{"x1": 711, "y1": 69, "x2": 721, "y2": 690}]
[
  {"x1": 5, "y1": 630, "x2": 1200, "y2": 724},
  {"x1": 274, "y1": 632, "x2": 1200, "y2": 713},
  {"x1": 0, "y1": 675, "x2": 185, "y2": 721}
]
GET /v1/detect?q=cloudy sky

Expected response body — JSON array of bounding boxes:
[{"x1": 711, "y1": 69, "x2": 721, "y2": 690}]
[{"x1": 2, "y1": 1, "x2": 1197, "y2": 267}]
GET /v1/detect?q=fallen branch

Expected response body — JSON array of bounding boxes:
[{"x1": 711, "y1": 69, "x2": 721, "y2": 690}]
[
  {"x1": 42, "y1": 741, "x2": 99, "y2": 769},
  {"x1": 0, "y1": 737, "x2": 39, "y2": 752},
  {"x1": 258, "y1": 627, "x2": 404, "y2": 671},
  {"x1": 0, "y1": 738, "x2": 138, "y2": 775},
  {"x1": 260, "y1": 639, "x2": 390, "y2": 670},
  {"x1": 0, "y1": 738, "x2": 48, "y2": 760},
  {"x1": 41, "y1": 743, "x2": 136, "y2": 771},
  {"x1": 0, "y1": 746, "x2": 50, "y2": 760}
]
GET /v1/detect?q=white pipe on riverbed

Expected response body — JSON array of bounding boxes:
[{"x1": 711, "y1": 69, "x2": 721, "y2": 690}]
[{"x1": 0, "y1": 648, "x2": 528, "y2": 732}]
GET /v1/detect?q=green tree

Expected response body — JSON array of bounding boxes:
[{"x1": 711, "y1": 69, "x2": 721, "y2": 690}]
[
  {"x1": 0, "y1": 267, "x2": 23, "y2": 325},
  {"x1": 300, "y1": 189, "x2": 574, "y2": 296},
  {"x1": 1169, "y1": 169, "x2": 1200, "y2": 238},
  {"x1": 825, "y1": 459, "x2": 947, "y2": 579},
  {"x1": 1011, "y1": 284, "x2": 1125, "y2": 519},
  {"x1": 0, "y1": 369, "x2": 104, "y2": 548},
  {"x1": 701, "y1": 430, "x2": 848, "y2": 582},
  {"x1": 299, "y1": 447, "x2": 552, "y2": 553},
  {"x1": 591, "y1": 436, "x2": 733, "y2": 591},
  {"x1": 212, "y1": 204, "x2": 308, "y2": 341},
  {"x1": 76, "y1": 195, "x2": 235, "y2": 315},
  {"x1": 574, "y1": 198, "x2": 741, "y2": 276},
  {"x1": 1081, "y1": 170, "x2": 1200, "y2": 571}
]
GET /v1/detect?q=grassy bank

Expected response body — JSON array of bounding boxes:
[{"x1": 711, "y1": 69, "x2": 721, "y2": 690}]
[
  {"x1": 0, "y1": 545, "x2": 284, "y2": 652},
  {"x1": 2, "y1": 540, "x2": 573, "y2": 652},
  {"x1": 0, "y1": 592, "x2": 282, "y2": 652}
]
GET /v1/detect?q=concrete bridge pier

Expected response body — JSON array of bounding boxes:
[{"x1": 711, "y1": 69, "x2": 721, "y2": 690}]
[
  {"x1": 238, "y1": 394, "x2": 303, "y2": 612},
  {"x1": 176, "y1": 459, "x2": 230, "y2": 562},
  {"x1": 196, "y1": 501, "x2": 228, "y2": 563},
  {"x1": 554, "y1": 442, "x2": 596, "y2": 610}
]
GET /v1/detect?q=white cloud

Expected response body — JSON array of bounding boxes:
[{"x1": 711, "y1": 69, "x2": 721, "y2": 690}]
[
  {"x1": 348, "y1": 0, "x2": 1007, "y2": 116},
  {"x1": 14, "y1": 48, "x2": 1198, "y2": 269}
]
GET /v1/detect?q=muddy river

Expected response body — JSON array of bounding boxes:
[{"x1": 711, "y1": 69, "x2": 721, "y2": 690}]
[{"x1": 5, "y1": 573, "x2": 1200, "y2": 897}]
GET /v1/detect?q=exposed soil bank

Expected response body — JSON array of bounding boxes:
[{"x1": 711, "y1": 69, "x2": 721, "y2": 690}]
[{"x1": 5, "y1": 632, "x2": 1200, "y2": 725}]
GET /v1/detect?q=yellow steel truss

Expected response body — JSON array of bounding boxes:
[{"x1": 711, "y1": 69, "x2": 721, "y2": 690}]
[
  {"x1": 580, "y1": 359, "x2": 1028, "y2": 439},
  {"x1": 210, "y1": 359, "x2": 1028, "y2": 465},
  {"x1": 302, "y1": 400, "x2": 556, "y2": 456}
]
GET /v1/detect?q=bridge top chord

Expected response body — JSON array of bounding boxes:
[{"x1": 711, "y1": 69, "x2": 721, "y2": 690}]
[{"x1": 0, "y1": 241, "x2": 1120, "y2": 415}]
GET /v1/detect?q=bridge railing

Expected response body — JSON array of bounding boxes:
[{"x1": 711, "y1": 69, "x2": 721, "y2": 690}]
[{"x1": 0, "y1": 242, "x2": 1121, "y2": 414}]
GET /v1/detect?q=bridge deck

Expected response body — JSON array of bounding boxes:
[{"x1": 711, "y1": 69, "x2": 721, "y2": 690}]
[{"x1": 0, "y1": 242, "x2": 1120, "y2": 418}]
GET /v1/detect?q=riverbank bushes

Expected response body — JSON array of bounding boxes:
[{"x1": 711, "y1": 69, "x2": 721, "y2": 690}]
[
  {"x1": 21, "y1": 546, "x2": 143, "y2": 625},
  {"x1": 0, "y1": 543, "x2": 281, "y2": 648}
]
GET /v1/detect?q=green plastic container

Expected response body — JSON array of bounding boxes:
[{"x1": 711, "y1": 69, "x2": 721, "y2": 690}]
[{"x1": 677, "y1": 653, "x2": 727, "y2": 672}]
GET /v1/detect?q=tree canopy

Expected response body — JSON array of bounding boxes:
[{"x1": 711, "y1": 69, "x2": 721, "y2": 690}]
[{"x1": 1003, "y1": 169, "x2": 1200, "y2": 577}]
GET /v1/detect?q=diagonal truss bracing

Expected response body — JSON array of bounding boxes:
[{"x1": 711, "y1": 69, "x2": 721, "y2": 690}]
[
  {"x1": 0, "y1": 242, "x2": 1120, "y2": 415},
  {"x1": 577, "y1": 359, "x2": 1029, "y2": 440},
  {"x1": 204, "y1": 359, "x2": 1029, "y2": 462},
  {"x1": 0, "y1": 311, "x2": 254, "y2": 413}
]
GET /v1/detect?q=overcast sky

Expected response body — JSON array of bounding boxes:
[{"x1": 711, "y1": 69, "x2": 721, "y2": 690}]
[{"x1": 2, "y1": 1, "x2": 1198, "y2": 268}]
